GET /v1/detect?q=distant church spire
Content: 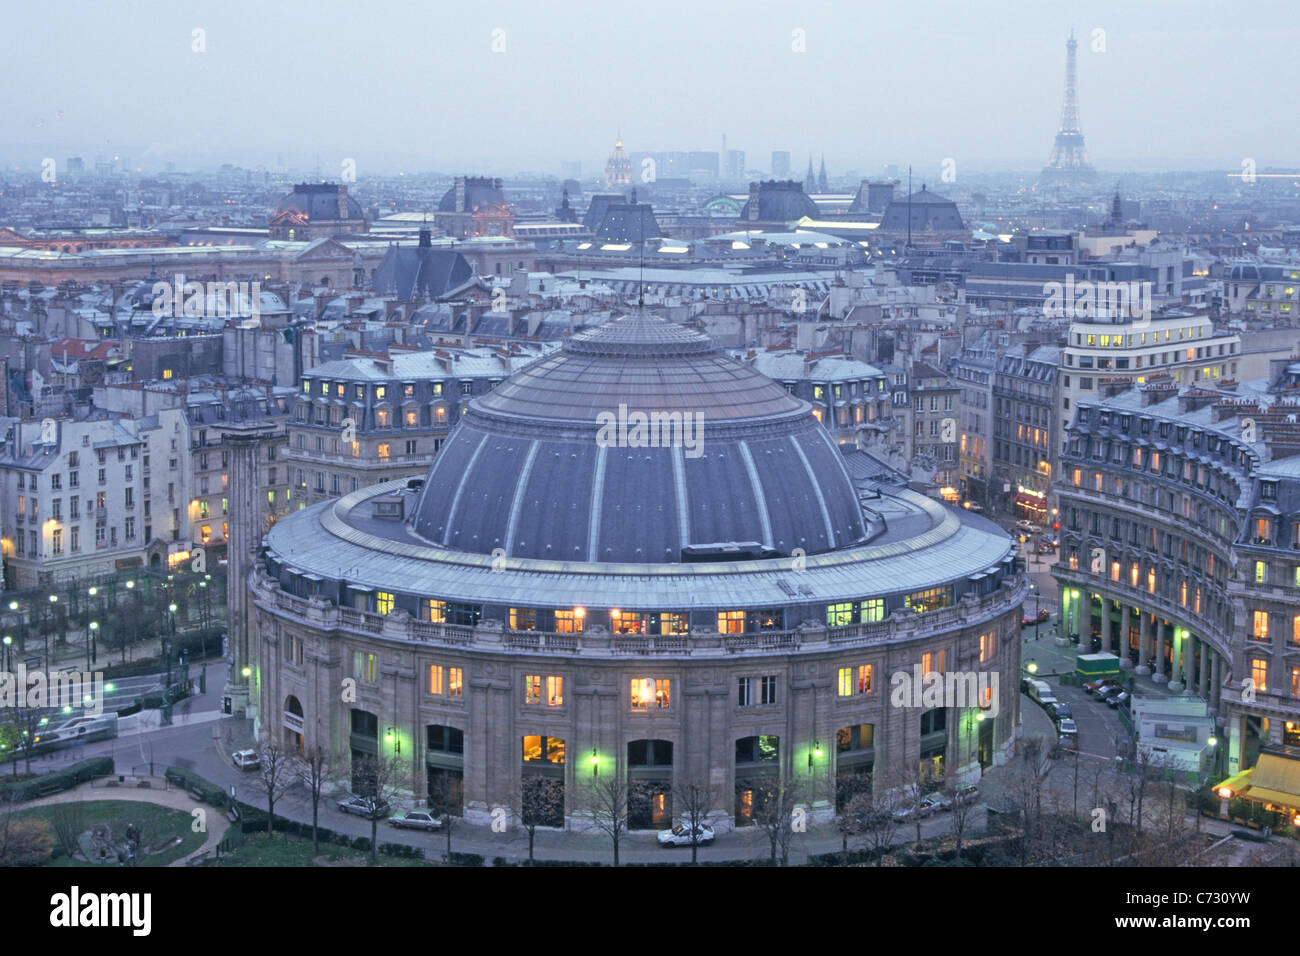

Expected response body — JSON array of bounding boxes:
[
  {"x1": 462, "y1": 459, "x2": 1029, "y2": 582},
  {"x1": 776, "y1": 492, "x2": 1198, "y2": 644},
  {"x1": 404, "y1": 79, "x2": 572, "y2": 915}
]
[
  {"x1": 818, "y1": 155, "x2": 828, "y2": 193},
  {"x1": 805, "y1": 157, "x2": 816, "y2": 194}
]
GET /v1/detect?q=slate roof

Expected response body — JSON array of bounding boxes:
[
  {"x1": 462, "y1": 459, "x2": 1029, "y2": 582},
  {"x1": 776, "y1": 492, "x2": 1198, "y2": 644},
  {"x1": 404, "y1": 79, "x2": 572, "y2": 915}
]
[
  {"x1": 370, "y1": 245, "x2": 474, "y2": 300},
  {"x1": 408, "y1": 311, "x2": 870, "y2": 562}
]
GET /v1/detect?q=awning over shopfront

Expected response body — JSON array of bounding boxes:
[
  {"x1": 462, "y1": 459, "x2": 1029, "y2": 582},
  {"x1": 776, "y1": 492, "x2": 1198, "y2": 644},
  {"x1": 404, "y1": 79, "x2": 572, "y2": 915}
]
[
  {"x1": 1214, "y1": 750, "x2": 1300, "y2": 809},
  {"x1": 1013, "y1": 492, "x2": 1047, "y2": 513}
]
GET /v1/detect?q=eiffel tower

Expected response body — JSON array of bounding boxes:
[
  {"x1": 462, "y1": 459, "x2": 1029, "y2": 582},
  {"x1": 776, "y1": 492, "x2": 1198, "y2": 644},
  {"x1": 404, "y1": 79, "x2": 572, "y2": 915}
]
[{"x1": 1041, "y1": 31, "x2": 1097, "y2": 183}]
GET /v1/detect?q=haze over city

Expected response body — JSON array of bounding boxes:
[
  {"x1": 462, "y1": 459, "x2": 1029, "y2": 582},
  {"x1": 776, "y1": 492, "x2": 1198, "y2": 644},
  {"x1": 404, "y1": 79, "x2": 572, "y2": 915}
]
[{"x1": 4, "y1": 0, "x2": 1299, "y2": 175}]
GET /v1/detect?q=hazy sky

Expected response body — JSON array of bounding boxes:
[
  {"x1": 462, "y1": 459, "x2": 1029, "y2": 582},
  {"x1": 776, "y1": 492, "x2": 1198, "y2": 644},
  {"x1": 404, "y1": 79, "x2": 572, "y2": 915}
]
[{"x1": 3, "y1": 0, "x2": 1296, "y2": 176}]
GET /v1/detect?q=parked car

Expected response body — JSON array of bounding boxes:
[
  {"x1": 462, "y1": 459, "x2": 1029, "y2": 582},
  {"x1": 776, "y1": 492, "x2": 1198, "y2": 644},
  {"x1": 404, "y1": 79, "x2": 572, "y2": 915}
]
[
  {"x1": 1057, "y1": 718, "x2": 1078, "y2": 737},
  {"x1": 1085, "y1": 678, "x2": 1120, "y2": 697},
  {"x1": 921, "y1": 794, "x2": 952, "y2": 814},
  {"x1": 388, "y1": 810, "x2": 442, "y2": 831},
  {"x1": 953, "y1": 783, "x2": 979, "y2": 801},
  {"x1": 657, "y1": 823, "x2": 715, "y2": 847},
  {"x1": 232, "y1": 749, "x2": 260, "y2": 771},
  {"x1": 1046, "y1": 702, "x2": 1072, "y2": 721},
  {"x1": 1021, "y1": 609, "x2": 1051, "y2": 627},
  {"x1": 1095, "y1": 685, "x2": 1121, "y2": 703},
  {"x1": 1107, "y1": 690, "x2": 1130, "y2": 709},
  {"x1": 337, "y1": 795, "x2": 390, "y2": 817},
  {"x1": 1015, "y1": 519, "x2": 1035, "y2": 532}
]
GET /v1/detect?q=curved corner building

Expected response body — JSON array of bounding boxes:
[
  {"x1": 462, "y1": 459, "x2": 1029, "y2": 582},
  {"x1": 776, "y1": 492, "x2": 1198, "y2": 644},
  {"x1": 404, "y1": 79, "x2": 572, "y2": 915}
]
[{"x1": 252, "y1": 313, "x2": 1026, "y2": 829}]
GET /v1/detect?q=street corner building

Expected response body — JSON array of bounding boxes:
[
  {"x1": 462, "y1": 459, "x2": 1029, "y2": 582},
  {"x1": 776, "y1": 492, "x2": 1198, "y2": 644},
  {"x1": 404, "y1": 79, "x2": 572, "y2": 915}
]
[{"x1": 246, "y1": 312, "x2": 1028, "y2": 831}]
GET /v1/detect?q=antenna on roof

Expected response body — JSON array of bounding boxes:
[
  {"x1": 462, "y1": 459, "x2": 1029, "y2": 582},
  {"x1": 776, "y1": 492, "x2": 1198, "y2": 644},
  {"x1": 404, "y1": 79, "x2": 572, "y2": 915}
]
[{"x1": 906, "y1": 165, "x2": 912, "y2": 251}]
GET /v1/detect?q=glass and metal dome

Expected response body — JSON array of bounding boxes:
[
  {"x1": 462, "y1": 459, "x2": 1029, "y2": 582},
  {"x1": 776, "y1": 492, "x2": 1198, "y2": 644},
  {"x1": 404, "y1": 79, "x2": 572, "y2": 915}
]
[{"x1": 410, "y1": 312, "x2": 868, "y2": 563}]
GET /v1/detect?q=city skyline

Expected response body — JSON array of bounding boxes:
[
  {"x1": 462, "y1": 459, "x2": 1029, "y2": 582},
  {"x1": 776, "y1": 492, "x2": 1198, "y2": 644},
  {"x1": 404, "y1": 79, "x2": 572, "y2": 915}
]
[{"x1": 3, "y1": 0, "x2": 1299, "y2": 176}]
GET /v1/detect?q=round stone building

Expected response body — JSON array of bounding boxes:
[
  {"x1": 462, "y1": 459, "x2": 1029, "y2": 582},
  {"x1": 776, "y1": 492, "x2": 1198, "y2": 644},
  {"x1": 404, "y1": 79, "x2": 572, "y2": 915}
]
[{"x1": 251, "y1": 313, "x2": 1026, "y2": 830}]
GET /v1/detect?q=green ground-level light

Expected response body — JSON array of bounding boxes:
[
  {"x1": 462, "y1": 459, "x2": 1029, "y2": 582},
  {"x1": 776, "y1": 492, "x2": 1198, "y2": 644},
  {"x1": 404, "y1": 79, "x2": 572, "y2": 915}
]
[
  {"x1": 1207, "y1": 736, "x2": 1217, "y2": 747},
  {"x1": 8, "y1": 601, "x2": 17, "y2": 610},
  {"x1": 1026, "y1": 661, "x2": 1039, "y2": 674},
  {"x1": 241, "y1": 666, "x2": 251, "y2": 678},
  {"x1": 169, "y1": 603, "x2": 178, "y2": 613},
  {"x1": 104, "y1": 683, "x2": 115, "y2": 692},
  {"x1": 88, "y1": 587, "x2": 97, "y2": 596}
]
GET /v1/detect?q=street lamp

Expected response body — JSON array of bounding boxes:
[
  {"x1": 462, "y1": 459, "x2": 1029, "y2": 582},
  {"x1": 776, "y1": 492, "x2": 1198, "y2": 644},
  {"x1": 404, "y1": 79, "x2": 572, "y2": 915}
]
[
  {"x1": 1, "y1": 635, "x2": 9, "y2": 671},
  {"x1": 590, "y1": 748, "x2": 599, "y2": 777},
  {"x1": 168, "y1": 603, "x2": 178, "y2": 635},
  {"x1": 87, "y1": 621, "x2": 98, "y2": 670}
]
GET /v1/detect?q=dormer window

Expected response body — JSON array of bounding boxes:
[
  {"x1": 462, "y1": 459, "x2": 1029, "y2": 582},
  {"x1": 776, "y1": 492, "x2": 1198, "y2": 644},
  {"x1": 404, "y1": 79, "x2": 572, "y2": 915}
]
[{"x1": 1262, "y1": 481, "x2": 1278, "y2": 502}]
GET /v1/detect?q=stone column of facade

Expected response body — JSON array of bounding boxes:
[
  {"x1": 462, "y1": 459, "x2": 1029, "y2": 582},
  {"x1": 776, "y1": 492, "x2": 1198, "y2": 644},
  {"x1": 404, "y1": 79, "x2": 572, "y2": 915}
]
[
  {"x1": 1153, "y1": 619, "x2": 1168, "y2": 683},
  {"x1": 1119, "y1": 603, "x2": 1132, "y2": 669},
  {"x1": 1198, "y1": 640, "x2": 1210, "y2": 700},
  {"x1": 223, "y1": 424, "x2": 271, "y2": 723},
  {"x1": 1211, "y1": 655, "x2": 1223, "y2": 713},
  {"x1": 1136, "y1": 611, "x2": 1151, "y2": 675},
  {"x1": 1168, "y1": 625, "x2": 1185, "y2": 692}
]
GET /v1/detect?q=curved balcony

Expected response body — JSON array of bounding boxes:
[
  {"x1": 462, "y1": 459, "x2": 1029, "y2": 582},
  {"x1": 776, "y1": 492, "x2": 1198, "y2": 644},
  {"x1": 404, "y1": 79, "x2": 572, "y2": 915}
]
[{"x1": 252, "y1": 569, "x2": 1028, "y2": 659}]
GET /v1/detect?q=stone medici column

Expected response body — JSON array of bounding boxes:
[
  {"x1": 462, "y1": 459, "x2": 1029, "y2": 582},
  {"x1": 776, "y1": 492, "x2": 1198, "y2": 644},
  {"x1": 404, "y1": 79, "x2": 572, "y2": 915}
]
[
  {"x1": 1199, "y1": 640, "x2": 1210, "y2": 700},
  {"x1": 1136, "y1": 612, "x2": 1151, "y2": 675},
  {"x1": 223, "y1": 423, "x2": 273, "y2": 725},
  {"x1": 1153, "y1": 620, "x2": 1168, "y2": 683}
]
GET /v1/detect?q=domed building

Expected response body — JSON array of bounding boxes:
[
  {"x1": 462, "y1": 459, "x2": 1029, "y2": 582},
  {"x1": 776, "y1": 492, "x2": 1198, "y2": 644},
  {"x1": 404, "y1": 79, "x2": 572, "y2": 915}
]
[
  {"x1": 434, "y1": 176, "x2": 514, "y2": 239},
  {"x1": 249, "y1": 312, "x2": 1025, "y2": 831},
  {"x1": 738, "y1": 180, "x2": 820, "y2": 229},
  {"x1": 268, "y1": 183, "x2": 368, "y2": 240}
]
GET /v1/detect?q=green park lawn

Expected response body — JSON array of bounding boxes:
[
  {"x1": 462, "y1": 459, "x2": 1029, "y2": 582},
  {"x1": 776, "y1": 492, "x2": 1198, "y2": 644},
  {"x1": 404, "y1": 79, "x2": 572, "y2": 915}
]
[{"x1": 18, "y1": 800, "x2": 207, "y2": 867}]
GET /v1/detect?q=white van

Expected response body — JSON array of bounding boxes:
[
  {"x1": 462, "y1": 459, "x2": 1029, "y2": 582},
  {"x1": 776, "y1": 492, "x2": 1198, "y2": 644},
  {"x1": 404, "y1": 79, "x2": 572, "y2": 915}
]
[{"x1": 1026, "y1": 679, "x2": 1057, "y2": 709}]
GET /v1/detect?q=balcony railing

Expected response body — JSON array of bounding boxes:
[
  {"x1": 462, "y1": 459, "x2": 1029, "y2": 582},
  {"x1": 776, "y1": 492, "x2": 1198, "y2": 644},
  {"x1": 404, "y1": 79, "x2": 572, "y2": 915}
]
[{"x1": 253, "y1": 571, "x2": 1028, "y2": 657}]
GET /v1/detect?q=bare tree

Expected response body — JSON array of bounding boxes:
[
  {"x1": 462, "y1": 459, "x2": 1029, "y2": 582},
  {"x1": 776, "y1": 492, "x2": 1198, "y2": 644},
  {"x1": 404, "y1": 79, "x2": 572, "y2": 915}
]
[
  {"x1": 48, "y1": 801, "x2": 85, "y2": 861},
  {"x1": 747, "y1": 776, "x2": 802, "y2": 866},
  {"x1": 10, "y1": 700, "x2": 51, "y2": 776},
  {"x1": 298, "y1": 743, "x2": 334, "y2": 856},
  {"x1": 518, "y1": 775, "x2": 564, "y2": 865},
  {"x1": 948, "y1": 785, "x2": 978, "y2": 863},
  {"x1": 1010, "y1": 737, "x2": 1054, "y2": 865},
  {"x1": 350, "y1": 752, "x2": 410, "y2": 865},
  {"x1": 426, "y1": 771, "x2": 462, "y2": 862},
  {"x1": 834, "y1": 774, "x2": 871, "y2": 859},
  {"x1": 251, "y1": 733, "x2": 294, "y2": 839},
  {"x1": 0, "y1": 797, "x2": 53, "y2": 865},
  {"x1": 582, "y1": 773, "x2": 631, "y2": 866},
  {"x1": 849, "y1": 787, "x2": 904, "y2": 866},
  {"x1": 672, "y1": 777, "x2": 720, "y2": 866}
]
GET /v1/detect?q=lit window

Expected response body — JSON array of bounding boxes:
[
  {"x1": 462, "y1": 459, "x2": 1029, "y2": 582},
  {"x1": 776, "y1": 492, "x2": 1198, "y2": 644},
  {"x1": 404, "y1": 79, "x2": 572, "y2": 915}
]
[
  {"x1": 717, "y1": 610, "x2": 745, "y2": 634},
  {"x1": 547, "y1": 676, "x2": 563, "y2": 706},
  {"x1": 1251, "y1": 659, "x2": 1267, "y2": 694},
  {"x1": 860, "y1": 599, "x2": 884, "y2": 623},
  {"x1": 837, "y1": 667, "x2": 852, "y2": 697},
  {"x1": 375, "y1": 591, "x2": 394, "y2": 615},
  {"x1": 630, "y1": 678, "x2": 670, "y2": 710},
  {"x1": 421, "y1": 599, "x2": 446, "y2": 623},
  {"x1": 857, "y1": 665, "x2": 872, "y2": 693},
  {"x1": 449, "y1": 667, "x2": 463, "y2": 697},
  {"x1": 429, "y1": 665, "x2": 444, "y2": 695},
  {"x1": 525, "y1": 675, "x2": 542, "y2": 705},
  {"x1": 979, "y1": 632, "x2": 996, "y2": 663},
  {"x1": 1256, "y1": 561, "x2": 1267, "y2": 584},
  {"x1": 554, "y1": 609, "x2": 584, "y2": 633},
  {"x1": 1253, "y1": 611, "x2": 1269, "y2": 641},
  {"x1": 377, "y1": 443, "x2": 390, "y2": 461},
  {"x1": 827, "y1": 602, "x2": 854, "y2": 627}
]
